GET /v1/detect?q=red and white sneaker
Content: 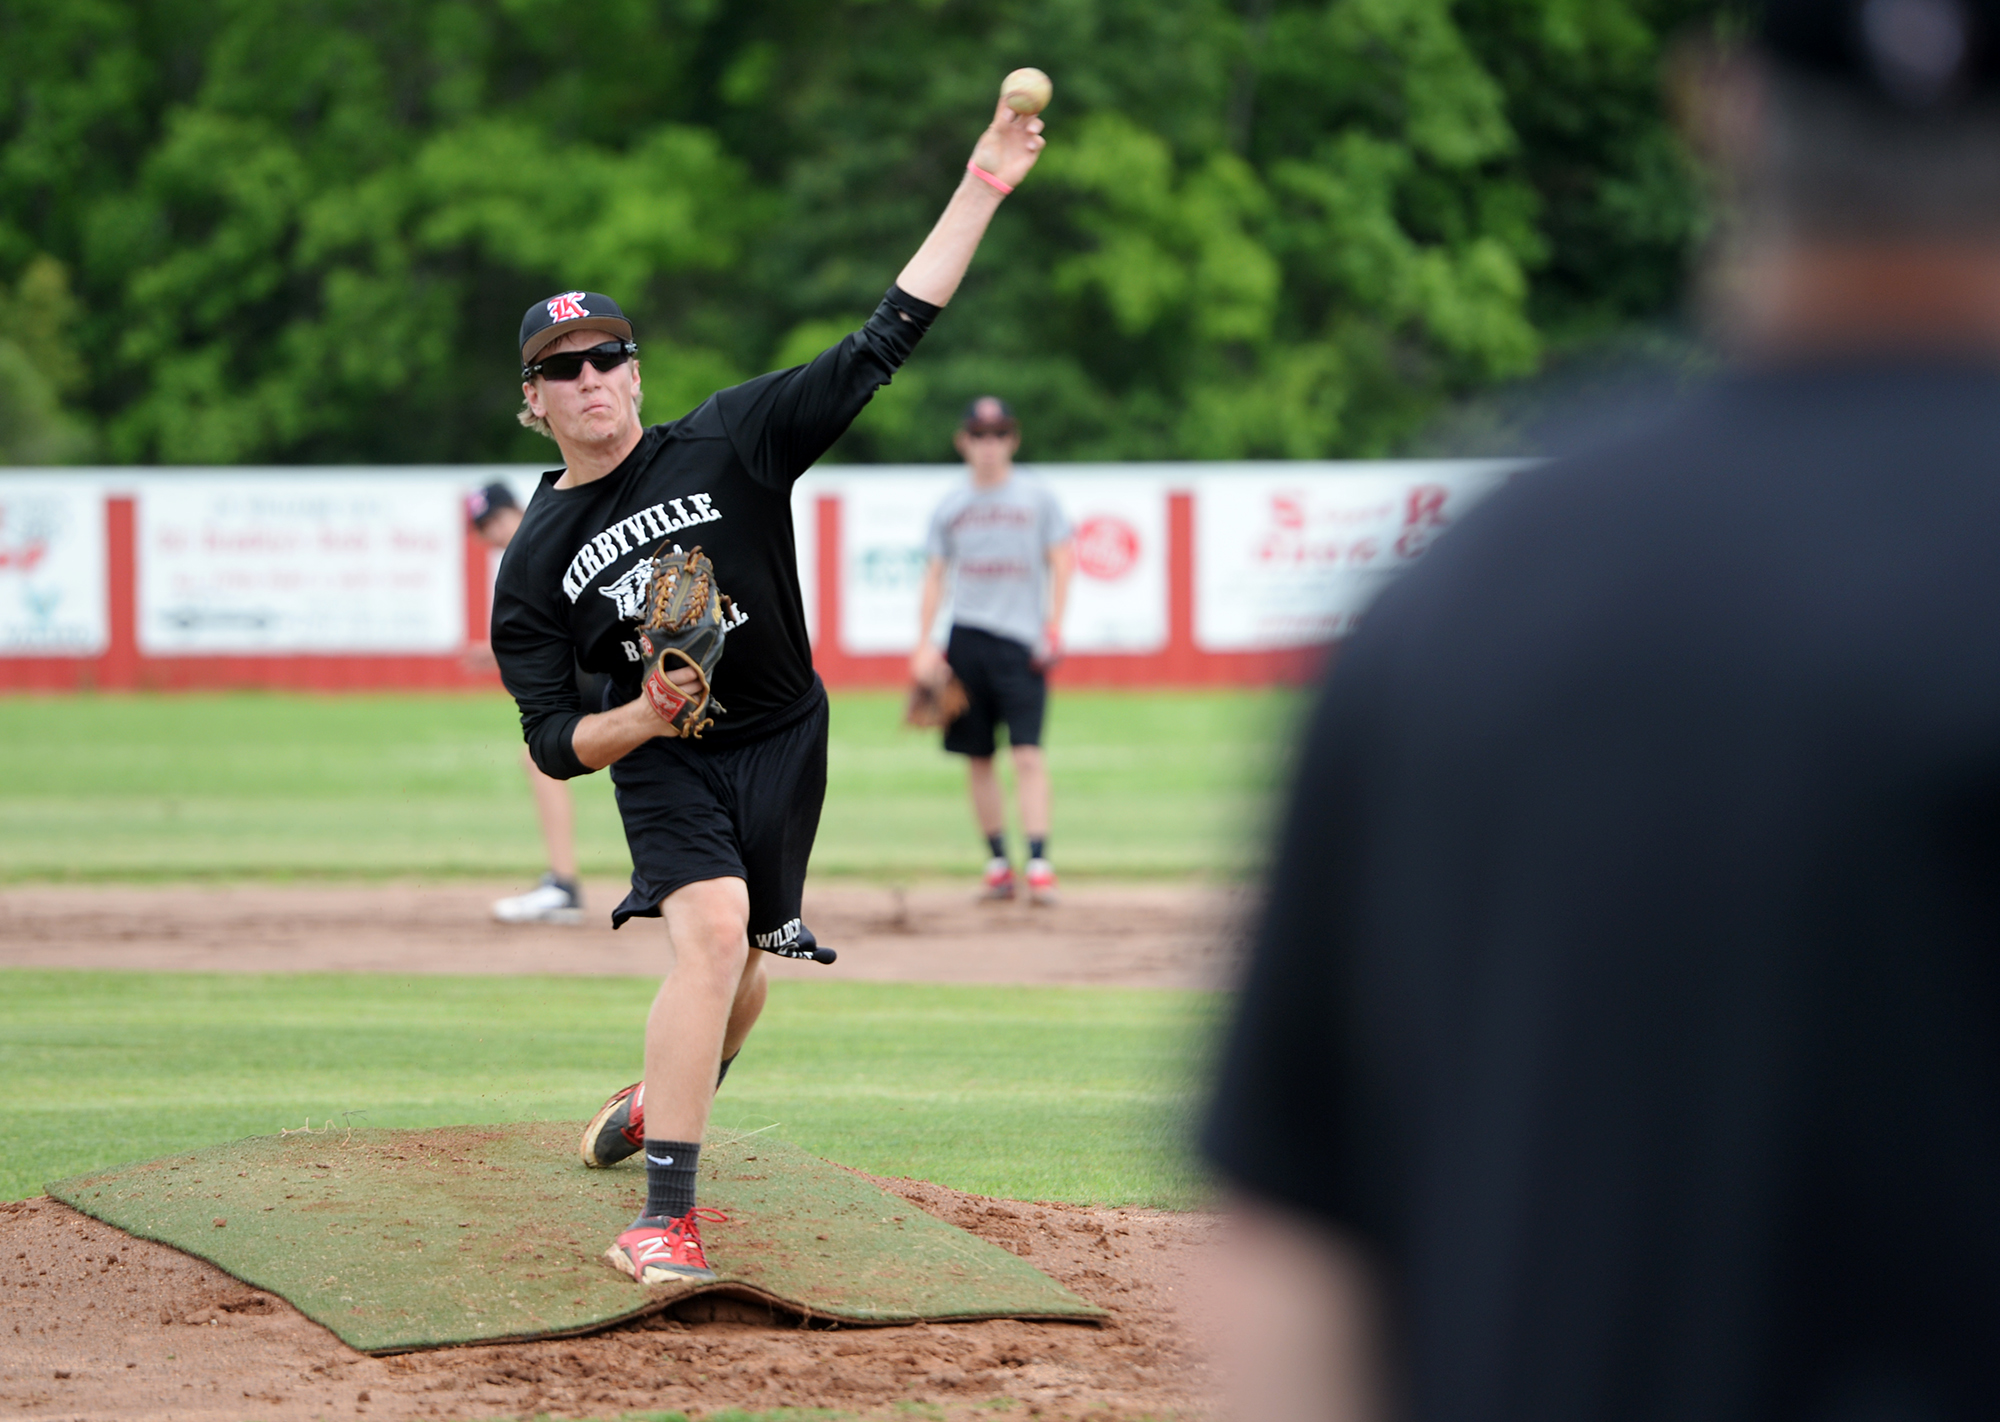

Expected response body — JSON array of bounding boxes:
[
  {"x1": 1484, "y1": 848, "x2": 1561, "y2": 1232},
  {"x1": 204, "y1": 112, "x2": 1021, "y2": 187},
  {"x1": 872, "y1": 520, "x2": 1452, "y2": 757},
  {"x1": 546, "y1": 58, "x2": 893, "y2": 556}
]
[
  {"x1": 1025, "y1": 857, "x2": 1059, "y2": 906},
  {"x1": 604, "y1": 1209, "x2": 720, "y2": 1284},
  {"x1": 980, "y1": 857, "x2": 1016, "y2": 902},
  {"x1": 580, "y1": 1082, "x2": 644, "y2": 1168}
]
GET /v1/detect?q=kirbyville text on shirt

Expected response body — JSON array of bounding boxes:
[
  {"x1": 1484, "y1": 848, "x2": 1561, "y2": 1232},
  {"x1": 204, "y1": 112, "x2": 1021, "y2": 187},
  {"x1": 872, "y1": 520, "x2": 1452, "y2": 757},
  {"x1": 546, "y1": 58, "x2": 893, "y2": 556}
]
[{"x1": 560, "y1": 495, "x2": 723, "y2": 601}]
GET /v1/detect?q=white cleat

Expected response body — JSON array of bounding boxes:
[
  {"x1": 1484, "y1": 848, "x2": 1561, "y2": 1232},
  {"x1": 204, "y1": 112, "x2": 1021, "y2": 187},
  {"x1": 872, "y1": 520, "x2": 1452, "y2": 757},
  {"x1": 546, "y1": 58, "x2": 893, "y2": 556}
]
[{"x1": 492, "y1": 873, "x2": 585, "y2": 925}]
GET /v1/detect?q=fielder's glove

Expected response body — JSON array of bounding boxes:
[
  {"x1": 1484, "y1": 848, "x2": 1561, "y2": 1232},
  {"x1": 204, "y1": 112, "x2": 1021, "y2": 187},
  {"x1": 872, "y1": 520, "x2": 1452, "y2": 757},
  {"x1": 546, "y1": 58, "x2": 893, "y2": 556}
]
[
  {"x1": 638, "y1": 544, "x2": 730, "y2": 739},
  {"x1": 904, "y1": 673, "x2": 970, "y2": 729}
]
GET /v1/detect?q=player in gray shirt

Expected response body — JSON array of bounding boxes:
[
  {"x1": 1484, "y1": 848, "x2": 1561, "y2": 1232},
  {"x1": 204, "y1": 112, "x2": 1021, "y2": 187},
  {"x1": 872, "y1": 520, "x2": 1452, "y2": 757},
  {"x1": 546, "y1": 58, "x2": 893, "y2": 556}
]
[{"x1": 911, "y1": 397, "x2": 1074, "y2": 904}]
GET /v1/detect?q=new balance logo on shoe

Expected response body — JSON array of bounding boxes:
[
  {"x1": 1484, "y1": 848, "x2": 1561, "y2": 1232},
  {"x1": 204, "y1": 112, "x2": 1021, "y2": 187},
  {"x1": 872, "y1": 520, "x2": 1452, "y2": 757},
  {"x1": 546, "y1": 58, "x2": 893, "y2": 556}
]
[{"x1": 605, "y1": 1210, "x2": 719, "y2": 1283}]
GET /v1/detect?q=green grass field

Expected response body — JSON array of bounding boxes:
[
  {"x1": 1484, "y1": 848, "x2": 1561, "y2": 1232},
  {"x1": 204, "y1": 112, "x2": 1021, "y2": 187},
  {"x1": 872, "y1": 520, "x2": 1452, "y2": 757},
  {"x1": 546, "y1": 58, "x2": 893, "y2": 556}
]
[
  {"x1": 0, "y1": 687, "x2": 1271, "y2": 1217},
  {"x1": 0, "y1": 971, "x2": 1218, "y2": 1207},
  {"x1": 0, "y1": 688, "x2": 1301, "y2": 882}
]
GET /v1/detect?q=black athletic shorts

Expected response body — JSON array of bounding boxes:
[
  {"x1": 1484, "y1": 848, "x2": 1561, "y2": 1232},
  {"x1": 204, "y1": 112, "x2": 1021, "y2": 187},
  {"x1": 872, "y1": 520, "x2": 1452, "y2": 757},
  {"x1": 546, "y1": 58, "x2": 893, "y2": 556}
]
[
  {"x1": 605, "y1": 681, "x2": 828, "y2": 961},
  {"x1": 943, "y1": 623, "x2": 1047, "y2": 757}
]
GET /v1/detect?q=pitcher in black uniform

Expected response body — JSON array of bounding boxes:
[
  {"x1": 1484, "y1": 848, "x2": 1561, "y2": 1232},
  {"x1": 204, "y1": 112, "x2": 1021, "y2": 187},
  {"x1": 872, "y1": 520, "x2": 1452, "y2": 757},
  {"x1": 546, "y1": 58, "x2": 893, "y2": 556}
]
[{"x1": 491, "y1": 93, "x2": 1046, "y2": 1284}]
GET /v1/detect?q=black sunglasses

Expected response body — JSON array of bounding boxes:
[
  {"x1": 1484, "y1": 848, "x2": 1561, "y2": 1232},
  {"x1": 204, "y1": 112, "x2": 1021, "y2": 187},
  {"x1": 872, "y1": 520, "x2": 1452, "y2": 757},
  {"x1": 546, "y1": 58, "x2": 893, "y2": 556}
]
[{"x1": 523, "y1": 340, "x2": 637, "y2": 381}]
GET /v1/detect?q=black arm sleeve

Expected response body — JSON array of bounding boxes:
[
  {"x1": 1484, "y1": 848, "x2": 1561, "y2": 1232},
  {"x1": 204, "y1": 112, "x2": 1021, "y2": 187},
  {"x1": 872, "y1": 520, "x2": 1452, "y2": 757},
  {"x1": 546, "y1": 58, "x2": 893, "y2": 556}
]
[
  {"x1": 490, "y1": 556, "x2": 592, "y2": 781},
  {"x1": 711, "y1": 285, "x2": 940, "y2": 490}
]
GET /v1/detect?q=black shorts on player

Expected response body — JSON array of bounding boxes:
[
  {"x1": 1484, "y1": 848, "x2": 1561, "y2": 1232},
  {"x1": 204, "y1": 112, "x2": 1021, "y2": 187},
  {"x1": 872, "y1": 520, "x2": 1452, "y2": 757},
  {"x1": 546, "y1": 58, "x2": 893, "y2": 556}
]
[
  {"x1": 606, "y1": 683, "x2": 828, "y2": 962},
  {"x1": 942, "y1": 624, "x2": 1046, "y2": 757}
]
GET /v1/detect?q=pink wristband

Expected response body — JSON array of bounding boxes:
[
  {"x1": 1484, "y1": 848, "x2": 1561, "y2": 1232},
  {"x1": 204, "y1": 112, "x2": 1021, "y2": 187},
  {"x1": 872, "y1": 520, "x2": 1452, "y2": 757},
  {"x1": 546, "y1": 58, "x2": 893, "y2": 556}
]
[{"x1": 965, "y1": 160, "x2": 1014, "y2": 196}]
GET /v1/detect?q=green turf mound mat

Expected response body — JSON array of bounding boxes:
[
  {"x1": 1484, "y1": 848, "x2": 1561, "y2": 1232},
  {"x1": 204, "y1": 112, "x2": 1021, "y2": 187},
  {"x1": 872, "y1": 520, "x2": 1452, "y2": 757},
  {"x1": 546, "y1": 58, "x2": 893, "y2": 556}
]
[{"x1": 47, "y1": 1122, "x2": 1104, "y2": 1353}]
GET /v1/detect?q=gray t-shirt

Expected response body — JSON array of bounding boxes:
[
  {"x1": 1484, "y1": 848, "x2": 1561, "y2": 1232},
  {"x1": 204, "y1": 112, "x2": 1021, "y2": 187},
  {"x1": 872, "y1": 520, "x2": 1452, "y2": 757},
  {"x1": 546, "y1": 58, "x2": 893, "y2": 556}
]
[{"x1": 926, "y1": 474, "x2": 1073, "y2": 651}]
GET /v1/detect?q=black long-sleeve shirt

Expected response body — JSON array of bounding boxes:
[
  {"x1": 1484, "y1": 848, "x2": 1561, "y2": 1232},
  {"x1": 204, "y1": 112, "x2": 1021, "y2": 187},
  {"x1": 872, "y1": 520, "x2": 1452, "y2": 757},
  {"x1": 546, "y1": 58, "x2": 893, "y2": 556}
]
[
  {"x1": 492, "y1": 286, "x2": 937, "y2": 776},
  {"x1": 1205, "y1": 364, "x2": 2000, "y2": 1420}
]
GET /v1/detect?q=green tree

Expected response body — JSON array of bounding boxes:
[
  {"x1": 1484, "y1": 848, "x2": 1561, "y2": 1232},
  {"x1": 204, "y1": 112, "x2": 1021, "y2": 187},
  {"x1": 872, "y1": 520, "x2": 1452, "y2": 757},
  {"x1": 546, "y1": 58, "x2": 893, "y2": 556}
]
[
  {"x1": 0, "y1": 0, "x2": 1712, "y2": 466},
  {"x1": 0, "y1": 257, "x2": 95, "y2": 463}
]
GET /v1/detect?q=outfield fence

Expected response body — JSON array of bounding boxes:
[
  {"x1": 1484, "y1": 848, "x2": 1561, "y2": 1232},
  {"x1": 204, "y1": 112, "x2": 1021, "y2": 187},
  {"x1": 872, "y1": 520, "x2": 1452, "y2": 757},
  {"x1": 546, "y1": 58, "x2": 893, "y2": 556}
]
[{"x1": 0, "y1": 461, "x2": 1517, "y2": 692}]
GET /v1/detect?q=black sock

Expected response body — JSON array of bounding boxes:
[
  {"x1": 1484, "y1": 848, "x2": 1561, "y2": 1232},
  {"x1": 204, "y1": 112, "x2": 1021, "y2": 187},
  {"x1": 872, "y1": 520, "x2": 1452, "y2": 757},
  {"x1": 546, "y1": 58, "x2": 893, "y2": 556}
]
[
  {"x1": 1028, "y1": 838, "x2": 1047, "y2": 862},
  {"x1": 716, "y1": 1052, "x2": 738, "y2": 1087},
  {"x1": 986, "y1": 832, "x2": 1007, "y2": 860},
  {"x1": 642, "y1": 1139, "x2": 700, "y2": 1220}
]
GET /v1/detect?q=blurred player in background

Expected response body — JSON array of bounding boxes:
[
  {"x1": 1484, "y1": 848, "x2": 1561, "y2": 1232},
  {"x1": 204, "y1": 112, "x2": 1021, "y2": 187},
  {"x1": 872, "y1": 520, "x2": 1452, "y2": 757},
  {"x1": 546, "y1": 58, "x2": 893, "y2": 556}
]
[
  {"x1": 492, "y1": 97, "x2": 1045, "y2": 1286},
  {"x1": 910, "y1": 398, "x2": 1073, "y2": 904},
  {"x1": 1205, "y1": 3, "x2": 2000, "y2": 1419},
  {"x1": 466, "y1": 482, "x2": 591, "y2": 925}
]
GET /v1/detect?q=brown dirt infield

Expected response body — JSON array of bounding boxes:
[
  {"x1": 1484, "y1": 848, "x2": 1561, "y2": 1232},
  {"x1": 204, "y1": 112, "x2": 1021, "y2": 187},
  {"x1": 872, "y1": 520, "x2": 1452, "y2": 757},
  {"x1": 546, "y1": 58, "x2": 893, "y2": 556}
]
[
  {"x1": 0, "y1": 879, "x2": 1248, "y2": 990},
  {"x1": 1, "y1": 879, "x2": 1242, "y2": 1420}
]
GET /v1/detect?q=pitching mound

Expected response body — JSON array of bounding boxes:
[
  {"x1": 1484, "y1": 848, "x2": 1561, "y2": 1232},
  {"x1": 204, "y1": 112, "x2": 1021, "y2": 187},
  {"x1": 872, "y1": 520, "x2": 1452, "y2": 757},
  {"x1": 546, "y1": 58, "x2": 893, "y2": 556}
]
[
  {"x1": 46, "y1": 1123, "x2": 1102, "y2": 1354},
  {"x1": 4, "y1": 1188, "x2": 1215, "y2": 1420}
]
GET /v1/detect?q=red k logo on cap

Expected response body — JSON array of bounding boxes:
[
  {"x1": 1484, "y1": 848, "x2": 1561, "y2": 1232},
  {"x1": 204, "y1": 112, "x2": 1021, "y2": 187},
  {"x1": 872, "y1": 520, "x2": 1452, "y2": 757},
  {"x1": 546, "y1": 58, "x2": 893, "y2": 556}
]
[{"x1": 547, "y1": 292, "x2": 588, "y2": 322}]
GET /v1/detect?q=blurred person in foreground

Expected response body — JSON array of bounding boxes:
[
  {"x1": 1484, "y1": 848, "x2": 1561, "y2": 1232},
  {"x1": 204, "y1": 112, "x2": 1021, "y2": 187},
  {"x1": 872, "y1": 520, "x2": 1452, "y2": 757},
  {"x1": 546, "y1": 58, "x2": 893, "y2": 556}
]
[
  {"x1": 1203, "y1": 3, "x2": 2000, "y2": 1419},
  {"x1": 466, "y1": 482, "x2": 594, "y2": 924},
  {"x1": 910, "y1": 397, "x2": 1074, "y2": 904}
]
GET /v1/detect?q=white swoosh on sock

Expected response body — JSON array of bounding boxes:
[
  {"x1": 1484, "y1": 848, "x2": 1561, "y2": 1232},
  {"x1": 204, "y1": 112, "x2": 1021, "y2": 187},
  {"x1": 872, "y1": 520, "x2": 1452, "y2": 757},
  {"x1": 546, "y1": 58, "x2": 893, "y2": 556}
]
[{"x1": 647, "y1": 1154, "x2": 675, "y2": 1166}]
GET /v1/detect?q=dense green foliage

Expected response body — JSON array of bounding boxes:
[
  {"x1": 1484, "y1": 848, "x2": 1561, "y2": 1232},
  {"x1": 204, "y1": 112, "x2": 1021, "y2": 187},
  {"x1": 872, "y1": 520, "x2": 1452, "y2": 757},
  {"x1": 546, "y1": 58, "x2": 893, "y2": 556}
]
[
  {"x1": 0, "y1": 0, "x2": 1711, "y2": 465},
  {"x1": 0, "y1": 688, "x2": 1300, "y2": 880},
  {"x1": 1, "y1": 970, "x2": 1217, "y2": 1206}
]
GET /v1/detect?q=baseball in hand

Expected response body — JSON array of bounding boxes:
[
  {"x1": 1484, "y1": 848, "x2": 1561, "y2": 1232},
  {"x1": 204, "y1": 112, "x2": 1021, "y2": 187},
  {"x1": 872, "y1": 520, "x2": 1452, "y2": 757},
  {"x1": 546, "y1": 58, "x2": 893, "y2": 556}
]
[{"x1": 1001, "y1": 67, "x2": 1053, "y2": 115}]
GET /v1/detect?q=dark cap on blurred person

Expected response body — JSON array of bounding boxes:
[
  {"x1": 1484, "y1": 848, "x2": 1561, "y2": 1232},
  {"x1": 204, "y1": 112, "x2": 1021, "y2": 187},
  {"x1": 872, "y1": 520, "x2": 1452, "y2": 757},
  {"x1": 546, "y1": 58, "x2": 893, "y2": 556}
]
[
  {"x1": 465, "y1": 482, "x2": 519, "y2": 531},
  {"x1": 1760, "y1": 0, "x2": 2000, "y2": 108},
  {"x1": 518, "y1": 291, "x2": 633, "y2": 367},
  {"x1": 960, "y1": 397, "x2": 1019, "y2": 435}
]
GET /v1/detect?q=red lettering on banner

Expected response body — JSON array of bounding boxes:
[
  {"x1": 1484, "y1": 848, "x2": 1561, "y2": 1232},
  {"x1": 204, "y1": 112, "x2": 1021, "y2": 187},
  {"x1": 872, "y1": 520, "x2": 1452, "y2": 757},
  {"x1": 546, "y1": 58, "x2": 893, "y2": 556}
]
[
  {"x1": 1074, "y1": 516, "x2": 1140, "y2": 580},
  {"x1": 1394, "y1": 484, "x2": 1450, "y2": 557},
  {"x1": 0, "y1": 538, "x2": 48, "y2": 573},
  {"x1": 1254, "y1": 536, "x2": 1385, "y2": 567}
]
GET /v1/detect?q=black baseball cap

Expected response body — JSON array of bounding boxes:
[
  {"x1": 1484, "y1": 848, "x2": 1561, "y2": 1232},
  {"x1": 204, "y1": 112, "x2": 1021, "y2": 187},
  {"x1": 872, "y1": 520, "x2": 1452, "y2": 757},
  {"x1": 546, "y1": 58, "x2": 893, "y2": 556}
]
[
  {"x1": 465, "y1": 482, "x2": 519, "y2": 530},
  {"x1": 518, "y1": 291, "x2": 633, "y2": 366},
  {"x1": 1760, "y1": 0, "x2": 2000, "y2": 108},
  {"x1": 960, "y1": 396, "x2": 1019, "y2": 434}
]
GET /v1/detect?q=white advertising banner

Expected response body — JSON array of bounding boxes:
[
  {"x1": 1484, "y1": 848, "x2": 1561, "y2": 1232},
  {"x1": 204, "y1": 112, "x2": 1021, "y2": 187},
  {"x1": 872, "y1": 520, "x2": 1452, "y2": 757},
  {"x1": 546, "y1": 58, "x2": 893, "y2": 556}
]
[
  {"x1": 1194, "y1": 462, "x2": 1516, "y2": 650},
  {"x1": 0, "y1": 479, "x2": 108, "y2": 655},
  {"x1": 1042, "y1": 472, "x2": 1167, "y2": 653},
  {"x1": 138, "y1": 476, "x2": 466, "y2": 654},
  {"x1": 831, "y1": 469, "x2": 959, "y2": 655}
]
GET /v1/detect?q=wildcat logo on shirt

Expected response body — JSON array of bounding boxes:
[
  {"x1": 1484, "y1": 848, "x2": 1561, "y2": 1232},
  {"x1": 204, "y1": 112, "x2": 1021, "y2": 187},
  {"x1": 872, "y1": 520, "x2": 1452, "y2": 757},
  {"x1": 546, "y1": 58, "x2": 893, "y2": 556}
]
[
  {"x1": 561, "y1": 497, "x2": 722, "y2": 602},
  {"x1": 597, "y1": 558, "x2": 660, "y2": 620}
]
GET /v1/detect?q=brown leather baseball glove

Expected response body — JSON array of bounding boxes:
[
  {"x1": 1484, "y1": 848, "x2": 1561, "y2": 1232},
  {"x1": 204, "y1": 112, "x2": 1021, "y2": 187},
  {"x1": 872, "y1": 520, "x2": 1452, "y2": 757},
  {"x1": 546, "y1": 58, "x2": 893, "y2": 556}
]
[
  {"x1": 903, "y1": 672, "x2": 970, "y2": 729},
  {"x1": 637, "y1": 544, "x2": 730, "y2": 739}
]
